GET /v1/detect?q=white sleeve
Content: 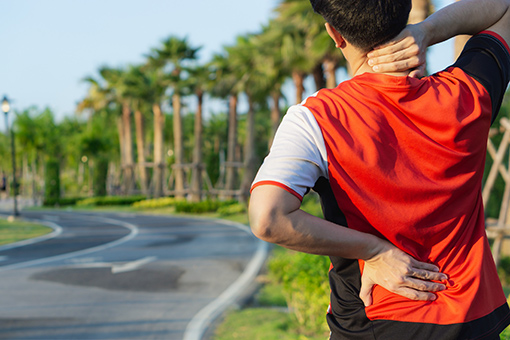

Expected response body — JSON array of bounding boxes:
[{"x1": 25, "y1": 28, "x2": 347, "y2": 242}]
[{"x1": 251, "y1": 104, "x2": 328, "y2": 199}]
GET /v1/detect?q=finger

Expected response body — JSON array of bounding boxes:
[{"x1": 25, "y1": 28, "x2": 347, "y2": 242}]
[
  {"x1": 393, "y1": 287, "x2": 438, "y2": 302},
  {"x1": 410, "y1": 258, "x2": 443, "y2": 273},
  {"x1": 371, "y1": 59, "x2": 419, "y2": 73},
  {"x1": 368, "y1": 49, "x2": 409, "y2": 65},
  {"x1": 408, "y1": 268, "x2": 448, "y2": 282},
  {"x1": 359, "y1": 279, "x2": 374, "y2": 307},
  {"x1": 403, "y1": 277, "x2": 447, "y2": 292},
  {"x1": 367, "y1": 36, "x2": 415, "y2": 58}
]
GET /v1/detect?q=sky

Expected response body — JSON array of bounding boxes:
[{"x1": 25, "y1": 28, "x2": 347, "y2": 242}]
[{"x1": 0, "y1": 0, "x2": 453, "y2": 131}]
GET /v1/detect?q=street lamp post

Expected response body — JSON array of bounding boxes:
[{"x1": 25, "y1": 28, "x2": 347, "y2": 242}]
[{"x1": 2, "y1": 96, "x2": 19, "y2": 217}]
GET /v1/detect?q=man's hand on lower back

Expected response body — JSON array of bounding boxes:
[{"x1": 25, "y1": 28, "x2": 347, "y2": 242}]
[{"x1": 359, "y1": 238, "x2": 448, "y2": 307}]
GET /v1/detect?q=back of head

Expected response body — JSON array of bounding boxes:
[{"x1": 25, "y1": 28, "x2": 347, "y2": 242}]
[{"x1": 310, "y1": 0, "x2": 412, "y2": 51}]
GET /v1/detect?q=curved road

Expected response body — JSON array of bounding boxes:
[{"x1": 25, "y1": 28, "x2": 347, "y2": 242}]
[{"x1": 0, "y1": 210, "x2": 266, "y2": 340}]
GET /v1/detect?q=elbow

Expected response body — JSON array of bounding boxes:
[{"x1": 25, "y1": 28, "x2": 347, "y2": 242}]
[{"x1": 249, "y1": 202, "x2": 280, "y2": 243}]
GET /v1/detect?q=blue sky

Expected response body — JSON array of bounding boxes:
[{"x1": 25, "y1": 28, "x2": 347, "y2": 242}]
[{"x1": 0, "y1": 0, "x2": 453, "y2": 130}]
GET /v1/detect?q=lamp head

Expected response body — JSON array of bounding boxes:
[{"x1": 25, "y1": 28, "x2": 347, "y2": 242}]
[{"x1": 1, "y1": 96, "x2": 10, "y2": 114}]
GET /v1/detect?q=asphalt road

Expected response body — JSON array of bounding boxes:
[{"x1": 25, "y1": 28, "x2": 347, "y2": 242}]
[{"x1": 0, "y1": 210, "x2": 266, "y2": 340}]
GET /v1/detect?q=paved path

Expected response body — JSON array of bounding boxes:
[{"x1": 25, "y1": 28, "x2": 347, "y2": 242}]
[{"x1": 0, "y1": 209, "x2": 266, "y2": 340}]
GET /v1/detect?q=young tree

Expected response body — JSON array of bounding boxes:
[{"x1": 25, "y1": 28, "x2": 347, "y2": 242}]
[{"x1": 147, "y1": 36, "x2": 200, "y2": 199}]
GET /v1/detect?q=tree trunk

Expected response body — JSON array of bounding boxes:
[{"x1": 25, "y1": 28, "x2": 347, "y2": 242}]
[
  {"x1": 122, "y1": 103, "x2": 135, "y2": 195},
  {"x1": 116, "y1": 116, "x2": 125, "y2": 191},
  {"x1": 292, "y1": 71, "x2": 306, "y2": 104},
  {"x1": 32, "y1": 154, "x2": 38, "y2": 205},
  {"x1": 269, "y1": 91, "x2": 281, "y2": 149},
  {"x1": 153, "y1": 103, "x2": 165, "y2": 198},
  {"x1": 241, "y1": 96, "x2": 257, "y2": 202},
  {"x1": 190, "y1": 91, "x2": 204, "y2": 202},
  {"x1": 312, "y1": 63, "x2": 326, "y2": 91},
  {"x1": 134, "y1": 109, "x2": 148, "y2": 196},
  {"x1": 324, "y1": 57, "x2": 338, "y2": 89},
  {"x1": 225, "y1": 94, "x2": 238, "y2": 198},
  {"x1": 173, "y1": 93, "x2": 185, "y2": 199}
]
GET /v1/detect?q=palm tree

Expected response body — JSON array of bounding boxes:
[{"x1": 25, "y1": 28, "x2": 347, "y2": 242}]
[
  {"x1": 141, "y1": 67, "x2": 168, "y2": 198},
  {"x1": 147, "y1": 36, "x2": 200, "y2": 199},
  {"x1": 275, "y1": 0, "x2": 337, "y2": 92},
  {"x1": 210, "y1": 52, "x2": 242, "y2": 198},
  {"x1": 255, "y1": 21, "x2": 292, "y2": 144},
  {"x1": 187, "y1": 65, "x2": 212, "y2": 202},
  {"x1": 122, "y1": 65, "x2": 155, "y2": 196},
  {"x1": 96, "y1": 66, "x2": 136, "y2": 195}
]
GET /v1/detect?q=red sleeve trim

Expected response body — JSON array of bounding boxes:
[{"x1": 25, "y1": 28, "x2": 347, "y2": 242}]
[
  {"x1": 250, "y1": 181, "x2": 304, "y2": 202},
  {"x1": 480, "y1": 30, "x2": 510, "y2": 54}
]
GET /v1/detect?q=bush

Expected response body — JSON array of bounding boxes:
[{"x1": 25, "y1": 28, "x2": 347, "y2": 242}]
[
  {"x1": 217, "y1": 203, "x2": 246, "y2": 216},
  {"x1": 76, "y1": 196, "x2": 145, "y2": 207},
  {"x1": 174, "y1": 200, "x2": 237, "y2": 214},
  {"x1": 268, "y1": 248, "x2": 331, "y2": 336},
  {"x1": 499, "y1": 256, "x2": 510, "y2": 285},
  {"x1": 133, "y1": 197, "x2": 177, "y2": 209}
]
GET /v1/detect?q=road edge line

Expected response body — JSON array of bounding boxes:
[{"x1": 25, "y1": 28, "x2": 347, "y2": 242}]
[
  {"x1": 0, "y1": 215, "x2": 139, "y2": 271},
  {"x1": 183, "y1": 220, "x2": 269, "y2": 340},
  {"x1": 0, "y1": 216, "x2": 63, "y2": 252}
]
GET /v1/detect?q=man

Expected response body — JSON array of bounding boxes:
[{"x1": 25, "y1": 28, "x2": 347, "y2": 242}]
[{"x1": 249, "y1": 0, "x2": 510, "y2": 338}]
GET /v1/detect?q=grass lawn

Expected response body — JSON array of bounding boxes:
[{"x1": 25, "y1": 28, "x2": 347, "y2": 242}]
[
  {"x1": 0, "y1": 218, "x2": 53, "y2": 246},
  {"x1": 213, "y1": 308, "x2": 328, "y2": 340}
]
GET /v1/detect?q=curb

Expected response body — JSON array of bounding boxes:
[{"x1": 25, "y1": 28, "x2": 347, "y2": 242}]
[{"x1": 183, "y1": 219, "x2": 269, "y2": 340}]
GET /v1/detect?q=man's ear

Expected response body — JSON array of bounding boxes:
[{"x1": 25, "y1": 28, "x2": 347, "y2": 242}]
[{"x1": 325, "y1": 23, "x2": 345, "y2": 48}]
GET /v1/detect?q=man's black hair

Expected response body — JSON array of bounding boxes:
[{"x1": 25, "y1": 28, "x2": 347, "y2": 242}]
[{"x1": 310, "y1": 0, "x2": 412, "y2": 51}]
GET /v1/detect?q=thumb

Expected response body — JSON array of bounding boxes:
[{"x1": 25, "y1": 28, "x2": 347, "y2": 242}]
[{"x1": 359, "y1": 277, "x2": 374, "y2": 307}]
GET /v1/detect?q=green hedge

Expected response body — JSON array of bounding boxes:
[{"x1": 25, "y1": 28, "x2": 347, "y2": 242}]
[
  {"x1": 76, "y1": 196, "x2": 146, "y2": 207},
  {"x1": 268, "y1": 248, "x2": 331, "y2": 336},
  {"x1": 174, "y1": 200, "x2": 237, "y2": 214},
  {"x1": 132, "y1": 197, "x2": 177, "y2": 209}
]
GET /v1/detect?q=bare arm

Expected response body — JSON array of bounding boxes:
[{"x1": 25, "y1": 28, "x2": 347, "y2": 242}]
[
  {"x1": 368, "y1": 0, "x2": 510, "y2": 73},
  {"x1": 249, "y1": 185, "x2": 447, "y2": 306}
]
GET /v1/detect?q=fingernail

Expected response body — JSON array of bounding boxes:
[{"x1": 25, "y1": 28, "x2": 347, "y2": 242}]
[
  {"x1": 368, "y1": 59, "x2": 374, "y2": 66},
  {"x1": 372, "y1": 65, "x2": 379, "y2": 72}
]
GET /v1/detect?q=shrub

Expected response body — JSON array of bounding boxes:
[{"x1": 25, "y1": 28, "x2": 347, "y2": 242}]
[
  {"x1": 174, "y1": 200, "x2": 237, "y2": 214},
  {"x1": 133, "y1": 197, "x2": 177, "y2": 209},
  {"x1": 499, "y1": 256, "x2": 510, "y2": 285},
  {"x1": 268, "y1": 247, "x2": 331, "y2": 336},
  {"x1": 76, "y1": 196, "x2": 145, "y2": 207},
  {"x1": 217, "y1": 202, "x2": 246, "y2": 216}
]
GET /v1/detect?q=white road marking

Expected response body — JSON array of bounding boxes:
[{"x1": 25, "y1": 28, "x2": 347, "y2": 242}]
[
  {"x1": 70, "y1": 256, "x2": 157, "y2": 274},
  {"x1": 183, "y1": 221, "x2": 269, "y2": 340},
  {"x1": 0, "y1": 215, "x2": 139, "y2": 272},
  {"x1": 111, "y1": 256, "x2": 157, "y2": 274},
  {"x1": 68, "y1": 257, "x2": 103, "y2": 265},
  {"x1": 0, "y1": 218, "x2": 63, "y2": 252}
]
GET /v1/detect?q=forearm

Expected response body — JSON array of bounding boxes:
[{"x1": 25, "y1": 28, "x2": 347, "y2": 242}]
[
  {"x1": 422, "y1": 0, "x2": 510, "y2": 46},
  {"x1": 249, "y1": 185, "x2": 382, "y2": 260}
]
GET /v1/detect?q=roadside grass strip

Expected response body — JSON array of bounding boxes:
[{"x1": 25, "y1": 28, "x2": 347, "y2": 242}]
[{"x1": 0, "y1": 219, "x2": 54, "y2": 246}]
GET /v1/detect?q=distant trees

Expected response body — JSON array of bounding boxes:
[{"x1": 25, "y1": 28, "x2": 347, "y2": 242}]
[{"x1": 1, "y1": 0, "x2": 441, "y2": 202}]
